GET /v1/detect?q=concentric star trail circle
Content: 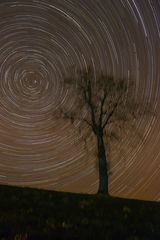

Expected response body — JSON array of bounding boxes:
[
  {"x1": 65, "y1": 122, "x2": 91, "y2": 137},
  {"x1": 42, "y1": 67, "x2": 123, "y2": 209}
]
[{"x1": 0, "y1": 0, "x2": 159, "y2": 201}]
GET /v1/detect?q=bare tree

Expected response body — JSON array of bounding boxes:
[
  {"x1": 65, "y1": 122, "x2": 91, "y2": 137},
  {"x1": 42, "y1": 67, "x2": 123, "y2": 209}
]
[{"x1": 54, "y1": 66, "x2": 144, "y2": 195}]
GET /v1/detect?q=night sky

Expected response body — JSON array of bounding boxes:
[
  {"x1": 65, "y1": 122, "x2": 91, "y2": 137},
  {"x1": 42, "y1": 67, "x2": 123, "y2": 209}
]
[{"x1": 0, "y1": 0, "x2": 160, "y2": 201}]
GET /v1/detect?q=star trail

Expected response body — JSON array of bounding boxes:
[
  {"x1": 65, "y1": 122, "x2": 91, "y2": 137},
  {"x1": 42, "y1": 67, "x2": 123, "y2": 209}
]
[{"x1": 0, "y1": 0, "x2": 160, "y2": 201}]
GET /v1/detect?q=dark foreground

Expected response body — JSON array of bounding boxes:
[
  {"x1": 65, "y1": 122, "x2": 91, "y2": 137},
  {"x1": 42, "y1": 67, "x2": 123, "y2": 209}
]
[{"x1": 0, "y1": 185, "x2": 160, "y2": 239}]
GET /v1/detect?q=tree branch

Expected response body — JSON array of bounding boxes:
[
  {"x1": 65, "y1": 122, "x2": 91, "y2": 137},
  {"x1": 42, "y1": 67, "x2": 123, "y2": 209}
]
[
  {"x1": 83, "y1": 118, "x2": 92, "y2": 127},
  {"x1": 99, "y1": 91, "x2": 107, "y2": 127},
  {"x1": 102, "y1": 96, "x2": 121, "y2": 129},
  {"x1": 84, "y1": 79, "x2": 97, "y2": 129}
]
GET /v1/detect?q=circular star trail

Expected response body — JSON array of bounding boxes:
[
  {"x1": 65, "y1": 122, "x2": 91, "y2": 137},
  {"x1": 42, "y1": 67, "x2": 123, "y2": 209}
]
[{"x1": 0, "y1": 0, "x2": 159, "y2": 201}]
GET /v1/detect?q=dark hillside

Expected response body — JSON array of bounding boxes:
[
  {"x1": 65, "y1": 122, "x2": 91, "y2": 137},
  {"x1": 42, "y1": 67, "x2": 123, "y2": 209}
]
[{"x1": 0, "y1": 184, "x2": 159, "y2": 239}]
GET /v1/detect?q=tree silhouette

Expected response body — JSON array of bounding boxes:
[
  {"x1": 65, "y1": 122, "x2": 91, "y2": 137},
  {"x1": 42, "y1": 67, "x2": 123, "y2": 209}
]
[{"x1": 55, "y1": 66, "x2": 145, "y2": 195}]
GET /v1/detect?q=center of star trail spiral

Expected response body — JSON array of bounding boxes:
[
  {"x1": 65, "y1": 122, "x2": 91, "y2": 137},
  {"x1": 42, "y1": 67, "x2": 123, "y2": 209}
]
[{"x1": 0, "y1": 0, "x2": 159, "y2": 201}]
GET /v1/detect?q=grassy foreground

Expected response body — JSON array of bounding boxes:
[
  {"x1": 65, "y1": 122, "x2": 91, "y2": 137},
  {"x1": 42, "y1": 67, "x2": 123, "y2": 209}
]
[{"x1": 0, "y1": 185, "x2": 160, "y2": 239}]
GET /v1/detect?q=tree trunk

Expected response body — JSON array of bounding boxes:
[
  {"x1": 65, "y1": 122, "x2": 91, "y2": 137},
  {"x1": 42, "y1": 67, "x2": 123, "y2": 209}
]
[{"x1": 97, "y1": 134, "x2": 109, "y2": 195}]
